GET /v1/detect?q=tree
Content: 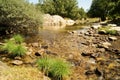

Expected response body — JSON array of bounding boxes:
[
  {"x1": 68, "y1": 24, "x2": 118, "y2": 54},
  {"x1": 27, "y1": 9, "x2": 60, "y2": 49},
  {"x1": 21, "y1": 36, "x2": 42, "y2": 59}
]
[
  {"x1": 88, "y1": 0, "x2": 110, "y2": 21},
  {"x1": 0, "y1": 0, "x2": 42, "y2": 35},
  {"x1": 38, "y1": 0, "x2": 86, "y2": 20},
  {"x1": 88, "y1": 0, "x2": 120, "y2": 21}
]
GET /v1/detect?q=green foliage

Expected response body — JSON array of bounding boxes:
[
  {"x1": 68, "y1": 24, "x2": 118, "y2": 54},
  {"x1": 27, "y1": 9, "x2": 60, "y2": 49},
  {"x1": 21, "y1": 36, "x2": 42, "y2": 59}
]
[
  {"x1": 88, "y1": 0, "x2": 120, "y2": 20},
  {"x1": 38, "y1": 0, "x2": 86, "y2": 20},
  {"x1": 37, "y1": 57, "x2": 54, "y2": 75},
  {"x1": 37, "y1": 56, "x2": 71, "y2": 80},
  {"x1": 98, "y1": 26, "x2": 117, "y2": 35},
  {"x1": 1, "y1": 40, "x2": 16, "y2": 53},
  {"x1": 50, "y1": 59, "x2": 71, "y2": 80},
  {"x1": 0, "y1": 0, "x2": 43, "y2": 34},
  {"x1": 11, "y1": 44, "x2": 27, "y2": 57},
  {"x1": 1, "y1": 34, "x2": 26, "y2": 57},
  {"x1": 106, "y1": 30, "x2": 117, "y2": 35},
  {"x1": 13, "y1": 34, "x2": 24, "y2": 44}
]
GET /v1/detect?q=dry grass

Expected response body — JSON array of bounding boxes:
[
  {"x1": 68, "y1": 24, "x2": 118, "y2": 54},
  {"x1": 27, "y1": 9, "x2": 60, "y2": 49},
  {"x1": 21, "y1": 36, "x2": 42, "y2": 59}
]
[{"x1": 0, "y1": 66, "x2": 50, "y2": 80}]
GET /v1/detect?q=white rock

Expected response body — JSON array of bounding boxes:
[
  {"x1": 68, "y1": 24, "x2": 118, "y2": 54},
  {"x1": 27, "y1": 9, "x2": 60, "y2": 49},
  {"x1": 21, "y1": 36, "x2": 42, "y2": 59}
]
[
  {"x1": 66, "y1": 19, "x2": 75, "y2": 26},
  {"x1": 92, "y1": 24, "x2": 101, "y2": 29},
  {"x1": 11, "y1": 60, "x2": 23, "y2": 65},
  {"x1": 108, "y1": 24, "x2": 117, "y2": 27},
  {"x1": 109, "y1": 37, "x2": 117, "y2": 41}
]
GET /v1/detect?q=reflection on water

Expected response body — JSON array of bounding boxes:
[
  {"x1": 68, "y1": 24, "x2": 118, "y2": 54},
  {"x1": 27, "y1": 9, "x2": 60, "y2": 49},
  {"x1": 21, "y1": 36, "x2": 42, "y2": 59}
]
[{"x1": 25, "y1": 25, "x2": 87, "y2": 43}]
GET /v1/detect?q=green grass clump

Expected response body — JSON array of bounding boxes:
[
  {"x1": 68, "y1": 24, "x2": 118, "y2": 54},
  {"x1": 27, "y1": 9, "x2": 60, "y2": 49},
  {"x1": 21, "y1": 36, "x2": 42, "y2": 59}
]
[
  {"x1": 13, "y1": 34, "x2": 24, "y2": 44},
  {"x1": 98, "y1": 26, "x2": 117, "y2": 35},
  {"x1": 37, "y1": 57, "x2": 54, "y2": 75},
  {"x1": 0, "y1": 34, "x2": 26, "y2": 57},
  {"x1": 106, "y1": 30, "x2": 117, "y2": 35},
  {"x1": 37, "y1": 57, "x2": 71, "y2": 80},
  {"x1": 11, "y1": 45, "x2": 27, "y2": 57},
  {"x1": 50, "y1": 59, "x2": 71, "y2": 80},
  {"x1": 1, "y1": 40, "x2": 16, "y2": 53}
]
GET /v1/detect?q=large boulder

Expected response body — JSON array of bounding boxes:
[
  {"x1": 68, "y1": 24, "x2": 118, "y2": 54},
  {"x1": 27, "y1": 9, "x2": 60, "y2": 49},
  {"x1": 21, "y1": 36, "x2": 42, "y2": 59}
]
[
  {"x1": 43, "y1": 14, "x2": 66, "y2": 29},
  {"x1": 66, "y1": 19, "x2": 75, "y2": 26}
]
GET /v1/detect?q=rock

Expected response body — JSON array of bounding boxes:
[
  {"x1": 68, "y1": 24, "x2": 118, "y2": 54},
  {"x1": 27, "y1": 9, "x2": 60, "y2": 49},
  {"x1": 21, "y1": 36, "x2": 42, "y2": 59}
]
[
  {"x1": 14, "y1": 56, "x2": 22, "y2": 60},
  {"x1": 81, "y1": 52, "x2": 92, "y2": 56},
  {"x1": 35, "y1": 49, "x2": 45, "y2": 56},
  {"x1": 66, "y1": 19, "x2": 75, "y2": 26},
  {"x1": 98, "y1": 30, "x2": 106, "y2": 34},
  {"x1": 91, "y1": 53, "x2": 100, "y2": 58},
  {"x1": 88, "y1": 58, "x2": 96, "y2": 64},
  {"x1": 96, "y1": 48, "x2": 105, "y2": 53},
  {"x1": 92, "y1": 24, "x2": 101, "y2": 29},
  {"x1": 31, "y1": 42, "x2": 39, "y2": 47},
  {"x1": 26, "y1": 51, "x2": 32, "y2": 55},
  {"x1": 110, "y1": 27, "x2": 120, "y2": 31},
  {"x1": 35, "y1": 52, "x2": 41, "y2": 56},
  {"x1": 68, "y1": 54, "x2": 74, "y2": 59},
  {"x1": 108, "y1": 24, "x2": 117, "y2": 27},
  {"x1": 98, "y1": 42, "x2": 112, "y2": 49},
  {"x1": 11, "y1": 60, "x2": 23, "y2": 65},
  {"x1": 41, "y1": 45, "x2": 48, "y2": 49},
  {"x1": 43, "y1": 76, "x2": 51, "y2": 80},
  {"x1": 108, "y1": 36, "x2": 117, "y2": 41},
  {"x1": 85, "y1": 70, "x2": 94, "y2": 76},
  {"x1": 43, "y1": 14, "x2": 66, "y2": 29}
]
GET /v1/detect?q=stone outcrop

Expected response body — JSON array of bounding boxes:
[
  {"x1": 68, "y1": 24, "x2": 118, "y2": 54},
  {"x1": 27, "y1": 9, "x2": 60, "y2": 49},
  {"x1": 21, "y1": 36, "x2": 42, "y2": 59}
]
[{"x1": 43, "y1": 14, "x2": 75, "y2": 29}]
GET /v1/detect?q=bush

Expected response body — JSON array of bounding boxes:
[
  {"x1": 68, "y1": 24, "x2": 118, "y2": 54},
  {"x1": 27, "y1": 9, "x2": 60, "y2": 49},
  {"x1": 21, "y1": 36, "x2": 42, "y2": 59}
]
[
  {"x1": 50, "y1": 59, "x2": 71, "y2": 80},
  {"x1": 1, "y1": 40, "x2": 16, "y2": 53},
  {"x1": 0, "y1": 0, "x2": 43, "y2": 34},
  {"x1": 37, "y1": 57, "x2": 54, "y2": 75},
  {"x1": 13, "y1": 34, "x2": 24, "y2": 44},
  {"x1": 98, "y1": 26, "x2": 117, "y2": 35},
  {"x1": 11, "y1": 45, "x2": 27, "y2": 57},
  {"x1": 106, "y1": 30, "x2": 117, "y2": 35},
  {"x1": 1, "y1": 34, "x2": 26, "y2": 57},
  {"x1": 37, "y1": 56, "x2": 71, "y2": 80}
]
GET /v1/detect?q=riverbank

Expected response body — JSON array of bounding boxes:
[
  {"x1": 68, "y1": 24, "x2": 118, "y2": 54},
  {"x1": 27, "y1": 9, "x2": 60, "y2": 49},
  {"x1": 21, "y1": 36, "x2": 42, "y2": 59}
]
[{"x1": 0, "y1": 23, "x2": 120, "y2": 80}]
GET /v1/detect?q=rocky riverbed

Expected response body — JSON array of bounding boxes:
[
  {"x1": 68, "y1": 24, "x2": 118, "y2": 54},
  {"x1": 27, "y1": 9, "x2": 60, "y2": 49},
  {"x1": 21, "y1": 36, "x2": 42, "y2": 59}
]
[{"x1": 0, "y1": 24, "x2": 120, "y2": 80}]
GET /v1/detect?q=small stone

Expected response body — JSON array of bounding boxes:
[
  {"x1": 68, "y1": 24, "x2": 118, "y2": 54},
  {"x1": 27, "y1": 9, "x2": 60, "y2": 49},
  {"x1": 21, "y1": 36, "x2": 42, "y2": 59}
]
[
  {"x1": 26, "y1": 51, "x2": 32, "y2": 55},
  {"x1": 41, "y1": 45, "x2": 48, "y2": 49},
  {"x1": 11, "y1": 60, "x2": 23, "y2": 65},
  {"x1": 88, "y1": 58, "x2": 96, "y2": 64},
  {"x1": 35, "y1": 52, "x2": 41, "y2": 56},
  {"x1": 98, "y1": 42, "x2": 111, "y2": 49},
  {"x1": 91, "y1": 53, "x2": 100, "y2": 58},
  {"x1": 31, "y1": 42, "x2": 39, "y2": 47},
  {"x1": 14, "y1": 56, "x2": 22, "y2": 60},
  {"x1": 98, "y1": 30, "x2": 106, "y2": 34},
  {"x1": 81, "y1": 52, "x2": 92, "y2": 56},
  {"x1": 68, "y1": 54, "x2": 74, "y2": 59},
  {"x1": 108, "y1": 36, "x2": 117, "y2": 41},
  {"x1": 85, "y1": 70, "x2": 94, "y2": 76}
]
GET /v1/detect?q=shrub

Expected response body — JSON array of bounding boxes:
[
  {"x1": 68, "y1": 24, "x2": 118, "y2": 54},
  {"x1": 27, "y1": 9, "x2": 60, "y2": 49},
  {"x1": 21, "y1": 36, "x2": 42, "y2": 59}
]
[
  {"x1": 106, "y1": 30, "x2": 117, "y2": 35},
  {"x1": 0, "y1": 0, "x2": 43, "y2": 34},
  {"x1": 1, "y1": 40, "x2": 16, "y2": 53},
  {"x1": 50, "y1": 59, "x2": 71, "y2": 80},
  {"x1": 11, "y1": 44, "x2": 26, "y2": 57},
  {"x1": 98, "y1": 26, "x2": 117, "y2": 35},
  {"x1": 37, "y1": 57, "x2": 71, "y2": 80},
  {"x1": 13, "y1": 34, "x2": 24, "y2": 44},
  {"x1": 0, "y1": 34, "x2": 26, "y2": 57}
]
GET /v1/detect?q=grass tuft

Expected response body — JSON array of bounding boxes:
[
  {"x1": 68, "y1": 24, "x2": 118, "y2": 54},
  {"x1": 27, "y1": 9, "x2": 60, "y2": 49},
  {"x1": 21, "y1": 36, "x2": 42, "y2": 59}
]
[{"x1": 37, "y1": 56, "x2": 71, "y2": 80}]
